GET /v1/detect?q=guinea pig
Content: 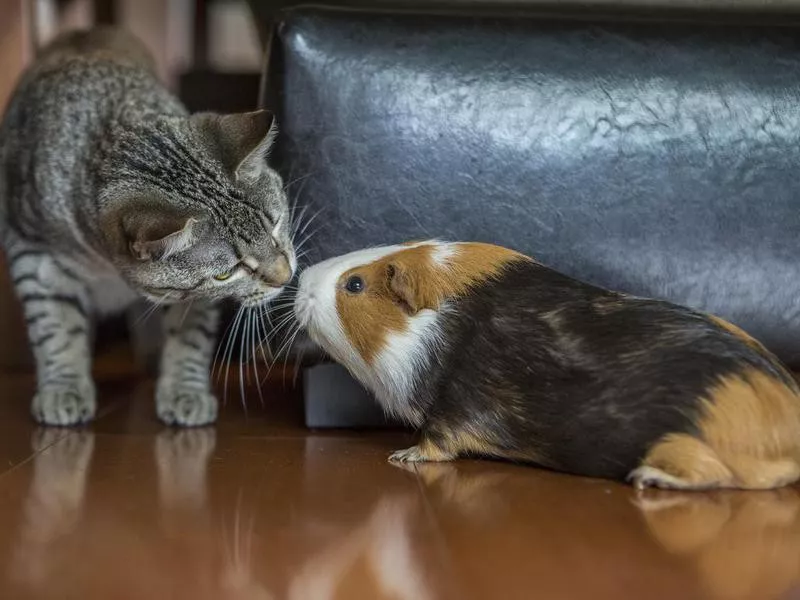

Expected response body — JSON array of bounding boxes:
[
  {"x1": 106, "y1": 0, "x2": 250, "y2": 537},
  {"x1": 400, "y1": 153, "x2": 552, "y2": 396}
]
[{"x1": 294, "y1": 240, "x2": 800, "y2": 491}]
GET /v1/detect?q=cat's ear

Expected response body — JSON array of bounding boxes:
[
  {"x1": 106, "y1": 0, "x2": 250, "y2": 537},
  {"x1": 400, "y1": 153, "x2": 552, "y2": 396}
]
[
  {"x1": 123, "y1": 208, "x2": 200, "y2": 261},
  {"x1": 195, "y1": 110, "x2": 277, "y2": 183}
]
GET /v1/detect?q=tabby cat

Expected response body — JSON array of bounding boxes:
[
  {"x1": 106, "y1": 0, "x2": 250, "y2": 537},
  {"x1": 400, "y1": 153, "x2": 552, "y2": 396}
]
[{"x1": 0, "y1": 28, "x2": 296, "y2": 426}]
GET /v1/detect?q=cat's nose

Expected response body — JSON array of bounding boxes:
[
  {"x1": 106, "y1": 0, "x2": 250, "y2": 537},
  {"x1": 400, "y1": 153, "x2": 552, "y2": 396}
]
[{"x1": 261, "y1": 255, "x2": 293, "y2": 288}]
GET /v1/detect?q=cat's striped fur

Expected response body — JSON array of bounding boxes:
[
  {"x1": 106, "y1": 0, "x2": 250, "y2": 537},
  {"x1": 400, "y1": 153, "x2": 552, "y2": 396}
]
[{"x1": 0, "y1": 28, "x2": 295, "y2": 426}]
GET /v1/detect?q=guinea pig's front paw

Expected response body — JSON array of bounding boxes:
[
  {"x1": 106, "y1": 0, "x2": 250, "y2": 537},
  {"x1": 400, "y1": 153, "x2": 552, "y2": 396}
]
[
  {"x1": 388, "y1": 444, "x2": 453, "y2": 463},
  {"x1": 156, "y1": 388, "x2": 218, "y2": 427},
  {"x1": 389, "y1": 446, "x2": 426, "y2": 463}
]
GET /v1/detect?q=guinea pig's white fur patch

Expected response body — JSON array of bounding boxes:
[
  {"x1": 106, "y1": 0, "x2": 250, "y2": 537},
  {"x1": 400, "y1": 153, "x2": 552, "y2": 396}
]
[
  {"x1": 372, "y1": 308, "x2": 443, "y2": 424},
  {"x1": 295, "y1": 241, "x2": 443, "y2": 423}
]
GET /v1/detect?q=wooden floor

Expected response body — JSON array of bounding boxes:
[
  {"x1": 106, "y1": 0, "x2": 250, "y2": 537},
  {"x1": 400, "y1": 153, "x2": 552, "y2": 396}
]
[{"x1": 0, "y1": 361, "x2": 799, "y2": 600}]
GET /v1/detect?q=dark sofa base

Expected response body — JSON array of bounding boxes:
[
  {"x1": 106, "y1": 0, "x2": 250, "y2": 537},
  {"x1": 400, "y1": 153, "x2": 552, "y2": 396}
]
[{"x1": 303, "y1": 362, "x2": 398, "y2": 428}]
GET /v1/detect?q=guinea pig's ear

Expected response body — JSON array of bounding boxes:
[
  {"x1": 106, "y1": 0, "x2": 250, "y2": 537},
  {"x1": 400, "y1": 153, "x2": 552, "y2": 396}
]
[
  {"x1": 123, "y1": 207, "x2": 201, "y2": 261},
  {"x1": 387, "y1": 262, "x2": 436, "y2": 314}
]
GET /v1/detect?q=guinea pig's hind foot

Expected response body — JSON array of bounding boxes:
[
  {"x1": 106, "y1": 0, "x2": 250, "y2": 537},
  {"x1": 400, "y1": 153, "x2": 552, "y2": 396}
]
[
  {"x1": 627, "y1": 466, "x2": 715, "y2": 491},
  {"x1": 388, "y1": 443, "x2": 455, "y2": 464},
  {"x1": 628, "y1": 434, "x2": 735, "y2": 491}
]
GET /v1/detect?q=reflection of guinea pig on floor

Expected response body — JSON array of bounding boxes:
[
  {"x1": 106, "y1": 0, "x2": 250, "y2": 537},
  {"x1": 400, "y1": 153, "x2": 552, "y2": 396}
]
[{"x1": 294, "y1": 241, "x2": 800, "y2": 491}]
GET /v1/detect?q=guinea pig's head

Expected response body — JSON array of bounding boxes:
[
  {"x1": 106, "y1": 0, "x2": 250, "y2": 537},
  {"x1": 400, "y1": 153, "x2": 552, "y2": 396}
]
[
  {"x1": 294, "y1": 241, "x2": 528, "y2": 410},
  {"x1": 294, "y1": 243, "x2": 436, "y2": 375}
]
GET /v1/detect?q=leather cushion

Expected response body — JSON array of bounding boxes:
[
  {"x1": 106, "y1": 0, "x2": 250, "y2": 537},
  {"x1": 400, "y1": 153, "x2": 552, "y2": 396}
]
[{"x1": 273, "y1": 8, "x2": 800, "y2": 366}]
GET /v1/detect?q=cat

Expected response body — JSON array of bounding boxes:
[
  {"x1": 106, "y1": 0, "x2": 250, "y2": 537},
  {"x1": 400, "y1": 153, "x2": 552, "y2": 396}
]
[{"x1": 0, "y1": 27, "x2": 296, "y2": 427}]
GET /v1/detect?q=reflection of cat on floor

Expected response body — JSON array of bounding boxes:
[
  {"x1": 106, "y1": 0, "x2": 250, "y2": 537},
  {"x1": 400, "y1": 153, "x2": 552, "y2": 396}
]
[
  {"x1": 155, "y1": 429, "x2": 273, "y2": 600},
  {"x1": 9, "y1": 427, "x2": 273, "y2": 600},
  {"x1": 156, "y1": 428, "x2": 217, "y2": 514},
  {"x1": 287, "y1": 464, "x2": 512, "y2": 600},
  {"x1": 10, "y1": 428, "x2": 95, "y2": 587},
  {"x1": 287, "y1": 492, "x2": 434, "y2": 600},
  {"x1": 635, "y1": 489, "x2": 800, "y2": 600}
]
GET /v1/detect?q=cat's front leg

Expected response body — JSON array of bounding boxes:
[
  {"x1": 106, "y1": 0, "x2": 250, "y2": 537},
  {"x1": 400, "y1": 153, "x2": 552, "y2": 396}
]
[
  {"x1": 156, "y1": 300, "x2": 219, "y2": 426},
  {"x1": 8, "y1": 248, "x2": 96, "y2": 425}
]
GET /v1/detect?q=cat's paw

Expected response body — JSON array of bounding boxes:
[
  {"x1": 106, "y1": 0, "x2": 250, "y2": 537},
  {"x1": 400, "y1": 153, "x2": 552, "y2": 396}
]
[
  {"x1": 156, "y1": 388, "x2": 218, "y2": 427},
  {"x1": 31, "y1": 382, "x2": 96, "y2": 426}
]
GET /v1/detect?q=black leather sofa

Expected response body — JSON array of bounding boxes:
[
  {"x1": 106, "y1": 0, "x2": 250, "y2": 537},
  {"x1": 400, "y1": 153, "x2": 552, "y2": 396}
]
[{"x1": 254, "y1": 3, "x2": 800, "y2": 427}]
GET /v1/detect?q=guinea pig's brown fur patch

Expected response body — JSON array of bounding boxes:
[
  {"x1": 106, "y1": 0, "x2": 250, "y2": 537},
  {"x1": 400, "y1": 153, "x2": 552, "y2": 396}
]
[
  {"x1": 707, "y1": 314, "x2": 768, "y2": 354},
  {"x1": 336, "y1": 243, "x2": 530, "y2": 363},
  {"x1": 387, "y1": 243, "x2": 532, "y2": 313},
  {"x1": 639, "y1": 368, "x2": 800, "y2": 489}
]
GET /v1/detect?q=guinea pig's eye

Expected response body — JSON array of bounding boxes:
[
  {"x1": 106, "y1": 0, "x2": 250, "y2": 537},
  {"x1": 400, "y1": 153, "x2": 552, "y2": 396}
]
[
  {"x1": 213, "y1": 272, "x2": 232, "y2": 281},
  {"x1": 344, "y1": 275, "x2": 365, "y2": 294}
]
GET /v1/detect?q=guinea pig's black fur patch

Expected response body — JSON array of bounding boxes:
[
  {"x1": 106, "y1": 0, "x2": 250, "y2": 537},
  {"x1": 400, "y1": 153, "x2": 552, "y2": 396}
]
[{"x1": 410, "y1": 260, "x2": 796, "y2": 481}]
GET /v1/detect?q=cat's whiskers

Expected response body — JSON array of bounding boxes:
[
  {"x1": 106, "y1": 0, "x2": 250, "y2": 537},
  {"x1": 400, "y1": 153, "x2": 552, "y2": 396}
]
[
  {"x1": 222, "y1": 305, "x2": 246, "y2": 409},
  {"x1": 260, "y1": 314, "x2": 298, "y2": 384},
  {"x1": 289, "y1": 201, "x2": 308, "y2": 230},
  {"x1": 237, "y1": 308, "x2": 251, "y2": 412},
  {"x1": 269, "y1": 320, "x2": 303, "y2": 387},
  {"x1": 178, "y1": 298, "x2": 195, "y2": 329},
  {"x1": 133, "y1": 291, "x2": 174, "y2": 326},
  {"x1": 293, "y1": 229, "x2": 324, "y2": 263},
  {"x1": 264, "y1": 312, "x2": 296, "y2": 346},
  {"x1": 212, "y1": 305, "x2": 239, "y2": 383},
  {"x1": 292, "y1": 340, "x2": 308, "y2": 389},
  {"x1": 219, "y1": 490, "x2": 268, "y2": 598},
  {"x1": 250, "y1": 310, "x2": 267, "y2": 408},
  {"x1": 292, "y1": 211, "x2": 324, "y2": 250},
  {"x1": 264, "y1": 301, "x2": 297, "y2": 313},
  {"x1": 246, "y1": 307, "x2": 266, "y2": 408},
  {"x1": 283, "y1": 171, "x2": 314, "y2": 194},
  {"x1": 286, "y1": 172, "x2": 314, "y2": 226},
  {"x1": 257, "y1": 308, "x2": 273, "y2": 363}
]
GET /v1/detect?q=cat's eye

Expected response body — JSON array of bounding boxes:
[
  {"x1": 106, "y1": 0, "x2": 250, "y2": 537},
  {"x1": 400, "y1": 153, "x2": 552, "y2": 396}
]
[
  {"x1": 213, "y1": 272, "x2": 233, "y2": 281},
  {"x1": 345, "y1": 275, "x2": 365, "y2": 294}
]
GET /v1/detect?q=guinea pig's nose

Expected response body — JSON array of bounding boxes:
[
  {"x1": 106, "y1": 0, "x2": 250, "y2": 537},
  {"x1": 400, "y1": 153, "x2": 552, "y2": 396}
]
[{"x1": 260, "y1": 255, "x2": 293, "y2": 288}]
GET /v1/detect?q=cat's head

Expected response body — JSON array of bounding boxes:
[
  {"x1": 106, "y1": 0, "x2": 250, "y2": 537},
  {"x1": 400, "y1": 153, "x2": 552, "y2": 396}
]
[{"x1": 99, "y1": 110, "x2": 296, "y2": 306}]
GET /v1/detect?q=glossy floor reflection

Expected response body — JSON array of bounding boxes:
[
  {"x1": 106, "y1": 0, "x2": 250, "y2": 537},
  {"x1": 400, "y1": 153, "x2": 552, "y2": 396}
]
[{"x1": 0, "y1": 372, "x2": 799, "y2": 599}]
